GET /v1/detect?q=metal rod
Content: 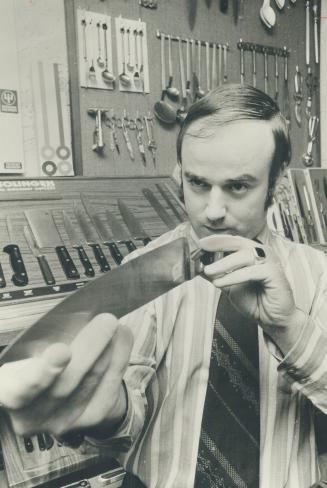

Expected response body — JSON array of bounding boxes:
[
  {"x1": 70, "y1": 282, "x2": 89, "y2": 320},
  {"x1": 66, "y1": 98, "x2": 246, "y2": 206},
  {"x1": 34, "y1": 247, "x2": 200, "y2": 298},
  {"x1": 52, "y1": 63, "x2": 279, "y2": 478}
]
[
  {"x1": 156, "y1": 30, "x2": 229, "y2": 50},
  {"x1": 237, "y1": 40, "x2": 289, "y2": 57}
]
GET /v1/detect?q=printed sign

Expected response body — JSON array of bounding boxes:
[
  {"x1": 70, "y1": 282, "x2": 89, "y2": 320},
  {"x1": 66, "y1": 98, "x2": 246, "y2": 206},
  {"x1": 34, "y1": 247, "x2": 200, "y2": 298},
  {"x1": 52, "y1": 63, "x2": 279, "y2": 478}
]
[{"x1": 0, "y1": 89, "x2": 18, "y2": 113}]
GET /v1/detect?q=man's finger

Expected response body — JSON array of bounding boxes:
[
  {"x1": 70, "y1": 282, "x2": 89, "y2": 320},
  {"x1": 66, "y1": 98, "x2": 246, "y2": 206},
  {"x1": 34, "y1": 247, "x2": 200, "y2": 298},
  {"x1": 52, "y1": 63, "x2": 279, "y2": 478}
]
[
  {"x1": 204, "y1": 248, "x2": 265, "y2": 278},
  {"x1": 207, "y1": 263, "x2": 270, "y2": 289},
  {"x1": 199, "y1": 234, "x2": 257, "y2": 252}
]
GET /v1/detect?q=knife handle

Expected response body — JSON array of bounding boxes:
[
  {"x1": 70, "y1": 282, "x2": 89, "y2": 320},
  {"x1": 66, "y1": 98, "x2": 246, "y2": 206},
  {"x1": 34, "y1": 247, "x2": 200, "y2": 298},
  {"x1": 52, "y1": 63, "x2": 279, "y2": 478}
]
[
  {"x1": 3, "y1": 244, "x2": 28, "y2": 286},
  {"x1": 105, "y1": 242, "x2": 124, "y2": 265},
  {"x1": 142, "y1": 237, "x2": 152, "y2": 246},
  {"x1": 0, "y1": 263, "x2": 6, "y2": 288},
  {"x1": 75, "y1": 246, "x2": 95, "y2": 277},
  {"x1": 125, "y1": 240, "x2": 137, "y2": 253},
  {"x1": 89, "y1": 243, "x2": 111, "y2": 272},
  {"x1": 220, "y1": 0, "x2": 228, "y2": 13},
  {"x1": 37, "y1": 255, "x2": 55, "y2": 285},
  {"x1": 55, "y1": 246, "x2": 80, "y2": 280}
]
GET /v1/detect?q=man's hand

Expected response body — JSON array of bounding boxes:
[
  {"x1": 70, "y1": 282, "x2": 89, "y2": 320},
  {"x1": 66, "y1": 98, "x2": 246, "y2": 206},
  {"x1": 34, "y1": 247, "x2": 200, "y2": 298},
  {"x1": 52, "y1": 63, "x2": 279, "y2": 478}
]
[
  {"x1": 0, "y1": 313, "x2": 133, "y2": 438},
  {"x1": 200, "y1": 235, "x2": 306, "y2": 354}
]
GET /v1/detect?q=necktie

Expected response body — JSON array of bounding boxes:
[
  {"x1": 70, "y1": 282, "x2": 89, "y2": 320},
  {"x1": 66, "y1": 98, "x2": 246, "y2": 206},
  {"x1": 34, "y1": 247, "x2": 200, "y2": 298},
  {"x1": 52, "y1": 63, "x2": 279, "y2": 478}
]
[{"x1": 194, "y1": 292, "x2": 260, "y2": 488}]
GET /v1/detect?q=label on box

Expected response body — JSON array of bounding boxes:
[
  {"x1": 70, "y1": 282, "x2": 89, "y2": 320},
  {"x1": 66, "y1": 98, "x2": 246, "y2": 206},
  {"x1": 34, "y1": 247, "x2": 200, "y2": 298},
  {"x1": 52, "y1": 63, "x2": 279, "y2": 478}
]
[
  {"x1": 0, "y1": 180, "x2": 56, "y2": 192},
  {"x1": 0, "y1": 89, "x2": 18, "y2": 113}
]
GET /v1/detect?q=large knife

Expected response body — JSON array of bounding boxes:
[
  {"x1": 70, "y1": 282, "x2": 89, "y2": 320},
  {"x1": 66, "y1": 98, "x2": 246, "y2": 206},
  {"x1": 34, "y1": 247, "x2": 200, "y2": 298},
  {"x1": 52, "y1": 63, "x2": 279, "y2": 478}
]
[
  {"x1": 118, "y1": 199, "x2": 152, "y2": 246},
  {"x1": 0, "y1": 237, "x2": 208, "y2": 363},
  {"x1": 105, "y1": 209, "x2": 137, "y2": 253},
  {"x1": 62, "y1": 211, "x2": 95, "y2": 277},
  {"x1": 294, "y1": 179, "x2": 310, "y2": 242},
  {"x1": 24, "y1": 209, "x2": 80, "y2": 280},
  {"x1": 3, "y1": 216, "x2": 28, "y2": 286},
  {"x1": 142, "y1": 188, "x2": 176, "y2": 230},
  {"x1": 23, "y1": 225, "x2": 55, "y2": 285},
  {"x1": 74, "y1": 206, "x2": 111, "y2": 273}
]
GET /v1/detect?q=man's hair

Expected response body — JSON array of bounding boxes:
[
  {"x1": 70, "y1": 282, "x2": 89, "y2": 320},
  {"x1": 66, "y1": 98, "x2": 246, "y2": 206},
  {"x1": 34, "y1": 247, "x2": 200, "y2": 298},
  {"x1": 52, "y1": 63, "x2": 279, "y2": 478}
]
[{"x1": 176, "y1": 83, "x2": 291, "y2": 207}]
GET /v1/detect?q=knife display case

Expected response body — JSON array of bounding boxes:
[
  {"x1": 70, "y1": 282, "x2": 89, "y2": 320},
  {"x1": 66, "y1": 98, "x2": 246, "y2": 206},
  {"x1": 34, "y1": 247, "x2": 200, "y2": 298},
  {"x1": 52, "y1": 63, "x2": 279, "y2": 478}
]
[{"x1": 0, "y1": 176, "x2": 186, "y2": 346}]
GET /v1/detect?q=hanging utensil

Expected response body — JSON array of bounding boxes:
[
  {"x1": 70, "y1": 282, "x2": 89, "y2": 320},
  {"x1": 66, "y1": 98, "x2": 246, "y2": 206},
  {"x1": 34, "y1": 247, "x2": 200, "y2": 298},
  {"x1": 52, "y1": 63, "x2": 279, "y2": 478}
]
[
  {"x1": 218, "y1": 43, "x2": 222, "y2": 86},
  {"x1": 166, "y1": 34, "x2": 180, "y2": 100},
  {"x1": 88, "y1": 20, "x2": 96, "y2": 80},
  {"x1": 219, "y1": 0, "x2": 229, "y2": 13},
  {"x1": 294, "y1": 65, "x2": 303, "y2": 127},
  {"x1": 186, "y1": 38, "x2": 192, "y2": 100},
  {"x1": 252, "y1": 46, "x2": 257, "y2": 87},
  {"x1": 126, "y1": 28, "x2": 134, "y2": 71},
  {"x1": 260, "y1": 0, "x2": 276, "y2": 29},
  {"x1": 211, "y1": 42, "x2": 217, "y2": 88},
  {"x1": 274, "y1": 0, "x2": 285, "y2": 10},
  {"x1": 119, "y1": 27, "x2": 131, "y2": 87},
  {"x1": 274, "y1": 52, "x2": 279, "y2": 100},
  {"x1": 153, "y1": 33, "x2": 176, "y2": 124},
  {"x1": 312, "y1": 0, "x2": 319, "y2": 64},
  {"x1": 96, "y1": 22, "x2": 105, "y2": 68},
  {"x1": 101, "y1": 23, "x2": 115, "y2": 83},
  {"x1": 223, "y1": 44, "x2": 228, "y2": 83},
  {"x1": 302, "y1": 115, "x2": 319, "y2": 167},
  {"x1": 239, "y1": 40, "x2": 245, "y2": 84},
  {"x1": 233, "y1": 0, "x2": 240, "y2": 24},
  {"x1": 282, "y1": 49, "x2": 291, "y2": 125},
  {"x1": 190, "y1": 38, "x2": 199, "y2": 102},
  {"x1": 263, "y1": 48, "x2": 268, "y2": 94},
  {"x1": 196, "y1": 40, "x2": 205, "y2": 98},
  {"x1": 205, "y1": 41, "x2": 210, "y2": 92},
  {"x1": 176, "y1": 37, "x2": 188, "y2": 122},
  {"x1": 133, "y1": 29, "x2": 142, "y2": 90},
  {"x1": 305, "y1": 0, "x2": 310, "y2": 67}
]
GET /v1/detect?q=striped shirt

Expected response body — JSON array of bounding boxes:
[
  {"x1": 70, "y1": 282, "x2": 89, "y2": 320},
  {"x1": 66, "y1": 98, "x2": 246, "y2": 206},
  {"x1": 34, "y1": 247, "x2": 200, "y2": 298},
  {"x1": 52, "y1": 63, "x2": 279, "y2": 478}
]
[{"x1": 87, "y1": 222, "x2": 327, "y2": 488}]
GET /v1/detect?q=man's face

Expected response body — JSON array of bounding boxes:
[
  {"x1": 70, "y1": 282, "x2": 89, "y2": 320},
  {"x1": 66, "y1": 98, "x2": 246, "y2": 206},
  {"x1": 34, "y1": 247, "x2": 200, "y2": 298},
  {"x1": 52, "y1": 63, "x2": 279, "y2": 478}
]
[{"x1": 181, "y1": 119, "x2": 276, "y2": 240}]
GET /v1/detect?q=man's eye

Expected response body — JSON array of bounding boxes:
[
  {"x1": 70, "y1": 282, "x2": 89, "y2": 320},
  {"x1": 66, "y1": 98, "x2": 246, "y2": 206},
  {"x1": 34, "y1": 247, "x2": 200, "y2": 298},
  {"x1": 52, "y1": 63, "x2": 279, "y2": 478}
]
[
  {"x1": 228, "y1": 183, "x2": 249, "y2": 193},
  {"x1": 189, "y1": 178, "x2": 208, "y2": 188}
]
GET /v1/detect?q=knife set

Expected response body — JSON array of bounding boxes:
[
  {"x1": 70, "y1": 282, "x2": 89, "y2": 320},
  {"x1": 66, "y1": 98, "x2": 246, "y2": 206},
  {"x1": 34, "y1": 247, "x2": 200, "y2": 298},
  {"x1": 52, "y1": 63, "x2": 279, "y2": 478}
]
[
  {"x1": 273, "y1": 168, "x2": 327, "y2": 246},
  {"x1": 0, "y1": 177, "x2": 186, "y2": 305}
]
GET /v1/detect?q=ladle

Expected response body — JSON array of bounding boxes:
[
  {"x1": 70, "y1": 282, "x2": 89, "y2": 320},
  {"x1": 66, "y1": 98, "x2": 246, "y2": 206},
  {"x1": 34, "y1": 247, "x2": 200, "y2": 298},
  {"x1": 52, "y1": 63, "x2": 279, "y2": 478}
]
[
  {"x1": 153, "y1": 34, "x2": 176, "y2": 125},
  {"x1": 166, "y1": 34, "x2": 179, "y2": 100},
  {"x1": 119, "y1": 27, "x2": 131, "y2": 87},
  {"x1": 101, "y1": 23, "x2": 115, "y2": 83},
  {"x1": 260, "y1": 0, "x2": 276, "y2": 29},
  {"x1": 274, "y1": 0, "x2": 285, "y2": 9},
  {"x1": 96, "y1": 22, "x2": 105, "y2": 68},
  {"x1": 196, "y1": 40, "x2": 205, "y2": 98},
  {"x1": 176, "y1": 37, "x2": 188, "y2": 123}
]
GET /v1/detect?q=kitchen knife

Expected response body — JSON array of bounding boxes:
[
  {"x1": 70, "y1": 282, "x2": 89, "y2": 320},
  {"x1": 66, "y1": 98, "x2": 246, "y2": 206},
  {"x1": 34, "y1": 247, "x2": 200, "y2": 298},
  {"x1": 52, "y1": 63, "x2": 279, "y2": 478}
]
[
  {"x1": 0, "y1": 263, "x2": 6, "y2": 288},
  {"x1": 81, "y1": 194, "x2": 124, "y2": 266},
  {"x1": 24, "y1": 209, "x2": 80, "y2": 280},
  {"x1": 155, "y1": 183, "x2": 184, "y2": 222},
  {"x1": 0, "y1": 237, "x2": 210, "y2": 363},
  {"x1": 294, "y1": 180, "x2": 310, "y2": 242},
  {"x1": 3, "y1": 216, "x2": 28, "y2": 287},
  {"x1": 142, "y1": 188, "x2": 176, "y2": 230},
  {"x1": 91, "y1": 213, "x2": 124, "y2": 266},
  {"x1": 105, "y1": 209, "x2": 137, "y2": 253},
  {"x1": 219, "y1": 0, "x2": 228, "y2": 13},
  {"x1": 23, "y1": 225, "x2": 55, "y2": 285},
  {"x1": 74, "y1": 206, "x2": 111, "y2": 273},
  {"x1": 118, "y1": 199, "x2": 152, "y2": 246},
  {"x1": 62, "y1": 211, "x2": 95, "y2": 277},
  {"x1": 302, "y1": 184, "x2": 317, "y2": 241}
]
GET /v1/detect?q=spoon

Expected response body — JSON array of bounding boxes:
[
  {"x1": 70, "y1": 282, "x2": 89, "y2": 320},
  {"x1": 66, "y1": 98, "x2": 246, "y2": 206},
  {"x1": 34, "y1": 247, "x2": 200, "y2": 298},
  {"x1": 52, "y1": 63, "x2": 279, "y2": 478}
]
[
  {"x1": 166, "y1": 34, "x2": 179, "y2": 100},
  {"x1": 153, "y1": 34, "x2": 176, "y2": 125},
  {"x1": 196, "y1": 40, "x2": 205, "y2": 98},
  {"x1": 260, "y1": 0, "x2": 276, "y2": 29},
  {"x1": 101, "y1": 23, "x2": 115, "y2": 83},
  {"x1": 96, "y1": 22, "x2": 105, "y2": 68},
  {"x1": 119, "y1": 27, "x2": 131, "y2": 87},
  {"x1": 274, "y1": 0, "x2": 285, "y2": 9}
]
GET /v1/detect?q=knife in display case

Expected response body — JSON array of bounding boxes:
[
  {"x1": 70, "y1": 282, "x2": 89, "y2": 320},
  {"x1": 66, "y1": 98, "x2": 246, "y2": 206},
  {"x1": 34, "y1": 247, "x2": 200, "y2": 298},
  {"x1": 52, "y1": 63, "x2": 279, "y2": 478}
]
[
  {"x1": 105, "y1": 209, "x2": 137, "y2": 253},
  {"x1": 23, "y1": 225, "x2": 55, "y2": 285},
  {"x1": 24, "y1": 209, "x2": 80, "y2": 280},
  {"x1": 118, "y1": 199, "x2": 152, "y2": 246},
  {"x1": 62, "y1": 211, "x2": 95, "y2": 277},
  {"x1": 3, "y1": 216, "x2": 28, "y2": 287}
]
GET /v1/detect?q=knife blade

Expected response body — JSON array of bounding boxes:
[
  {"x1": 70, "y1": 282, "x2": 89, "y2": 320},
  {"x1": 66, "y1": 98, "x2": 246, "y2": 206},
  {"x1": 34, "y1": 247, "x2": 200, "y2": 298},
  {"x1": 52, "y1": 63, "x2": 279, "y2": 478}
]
[
  {"x1": 155, "y1": 183, "x2": 184, "y2": 222},
  {"x1": 294, "y1": 179, "x2": 310, "y2": 242},
  {"x1": 0, "y1": 237, "x2": 201, "y2": 363},
  {"x1": 3, "y1": 216, "x2": 28, "y2": 286},
  {"x1": 62, "y1": 211, "x2": 95, "y2": 277},
  {"x1": 23, "y1": 225, "x2": 55, "y2": 285},
  {"x1": 91, "y1": 213, "x2": 124, "y2": 265},
  {"x1": 118, "y1": 199, "x2": 152, "y2": 246},
  {"x1": 0, "y1": 263, "x2": 6, "y2": 288},
  {"x1": 105, "y1": 210, "x2": 137, "y2": 253},
  {"x1": 81, "y1": 194, "x2": 124, "y2": 266},
  {"x1": 302, "y1": 184, "x2": 317, "y2": 241},
  {"x1": 142, "y1": 188, "x2": 176, "y2": 230},
  {"x1": 74, "y1": 206, "x2": 111, "y2": 273},
  {"x1": 24, "y1": 209, "x2": 80, "y2": 280}
]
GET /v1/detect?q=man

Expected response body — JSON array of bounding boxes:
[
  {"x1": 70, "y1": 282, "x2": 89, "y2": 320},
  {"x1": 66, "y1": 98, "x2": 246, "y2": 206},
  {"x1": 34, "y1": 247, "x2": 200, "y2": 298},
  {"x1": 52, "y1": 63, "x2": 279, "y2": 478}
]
[{"x1": 1, "y1": 84, "x2": 327, "y2": 488}]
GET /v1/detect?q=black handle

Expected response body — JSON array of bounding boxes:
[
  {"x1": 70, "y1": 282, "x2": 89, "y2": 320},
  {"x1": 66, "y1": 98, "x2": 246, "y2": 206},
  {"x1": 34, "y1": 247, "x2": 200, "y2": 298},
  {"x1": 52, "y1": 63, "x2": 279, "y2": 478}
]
[
  {"x1": 37, "y1": 255, "x2": 55, "y2": 285},
  {"x1": 90, "y1": 243, "x2": 111, "y2": 272},
  {"x1": 105, "y1": 242, "x2": 124, "y2": 265},
  {"x1": 3, "y1": 244, "x2": 28, "y2": 286},
  {"x1": 55, "y1": 246, "x2": 80, "y2": 279},
  {"x1": 220, "y1": 0, "x2": 228, "y2": 13},
  {"x1": 75, "y1": 246, "x2": 95, "y2": 277},
  {"x1": 125, "y1": 240, "x2": 137, "y2": 253},
  {"x1": 23, "y1": 436, "x2": 34, "y2": 453},
  {"x1": 37, "y1": 433, "x2": 46, "y2": 451},
  {"x1": 0, "y1": 263, "x2": 6, "y2": 288},
  {"x1": 142, "y1": 237, "x2": 152, "y2": 246}
]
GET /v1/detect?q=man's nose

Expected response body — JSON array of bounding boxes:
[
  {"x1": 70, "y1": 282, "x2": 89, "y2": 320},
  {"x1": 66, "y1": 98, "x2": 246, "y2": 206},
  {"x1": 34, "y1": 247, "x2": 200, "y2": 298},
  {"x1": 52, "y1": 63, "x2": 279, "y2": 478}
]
[{"x1": 205, "y1": 187, "x2": 226, "y2": 222}]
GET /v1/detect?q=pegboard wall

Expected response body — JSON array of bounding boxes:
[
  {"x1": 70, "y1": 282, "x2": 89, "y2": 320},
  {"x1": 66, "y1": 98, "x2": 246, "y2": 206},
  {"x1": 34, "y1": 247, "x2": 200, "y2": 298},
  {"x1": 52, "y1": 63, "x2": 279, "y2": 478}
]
[{"x1": 65, "y1": 0, "x2": 321, "y2": 177}]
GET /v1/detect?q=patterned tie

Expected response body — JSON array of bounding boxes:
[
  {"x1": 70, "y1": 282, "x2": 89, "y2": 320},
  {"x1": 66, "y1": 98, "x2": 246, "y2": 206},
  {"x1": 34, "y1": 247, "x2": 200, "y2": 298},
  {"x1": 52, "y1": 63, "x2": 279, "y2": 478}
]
[{"x1": 194, "y1": 292, "x2": 260, "y2": 488}]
